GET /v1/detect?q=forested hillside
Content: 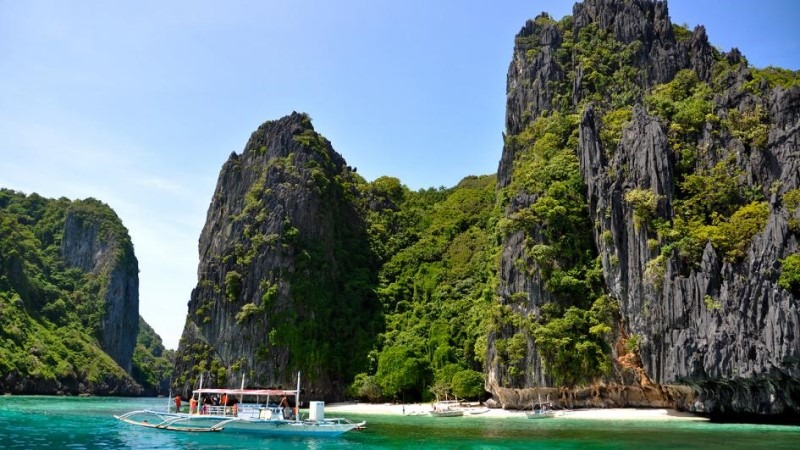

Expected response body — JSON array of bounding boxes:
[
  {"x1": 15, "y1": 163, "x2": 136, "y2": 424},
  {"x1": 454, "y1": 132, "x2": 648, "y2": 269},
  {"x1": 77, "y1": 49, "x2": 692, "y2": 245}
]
[
  {"x1": 350, "y1": 175, "x2": 497, "y2": 401},
  {"x1": 0, "y1": 189, "x2": 171, "y2": 395}
]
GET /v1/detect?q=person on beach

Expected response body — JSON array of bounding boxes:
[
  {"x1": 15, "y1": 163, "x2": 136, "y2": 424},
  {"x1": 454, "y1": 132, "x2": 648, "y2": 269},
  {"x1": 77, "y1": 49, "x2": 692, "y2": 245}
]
[{"x1": 174, "y1": 395, "x2": 181, "y2": 412}]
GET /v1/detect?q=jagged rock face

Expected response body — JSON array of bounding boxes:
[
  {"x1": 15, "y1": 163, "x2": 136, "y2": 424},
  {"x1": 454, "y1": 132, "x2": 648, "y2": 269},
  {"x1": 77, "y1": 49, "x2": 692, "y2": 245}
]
[
  {"x1": 494, "y1": 0, "x2": 701, "y2": 392},
  {"x1": 572, "y1": 0, "x2": 714, "y2": 87},
  {"x1": 581, "y1": 104, "x2": 677, "y2": 320},
  {"x1": 488, "y1": 222, "x2": 554, "y2": 388},
  {"x1": 499, "y1": 15, "x2": 564, "y2": 188},
  {"x1": 493, "y1": 0, "x2": 800, "y2": 420},
  {"x1": 499, "y1": 0, "x2": 714, "y2": 190},
  {"x1": 581, "y1": 84, "x2": 800, "y2": 418},
  {"x1": 173, "y1": 112, "x2": 379, "y2": 400},
  {"x1": 61, "y1": 209, "x2": 139, "y2": 374},
  {"x1": 503, "y1": 16, "x2": 564, "y2": 139}
]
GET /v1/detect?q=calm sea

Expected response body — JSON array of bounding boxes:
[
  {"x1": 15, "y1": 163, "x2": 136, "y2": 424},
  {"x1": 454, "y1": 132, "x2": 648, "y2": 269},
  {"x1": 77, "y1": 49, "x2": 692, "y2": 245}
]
[{"x1": 1, "y1": 396, "x2": 798, "y2": 449}]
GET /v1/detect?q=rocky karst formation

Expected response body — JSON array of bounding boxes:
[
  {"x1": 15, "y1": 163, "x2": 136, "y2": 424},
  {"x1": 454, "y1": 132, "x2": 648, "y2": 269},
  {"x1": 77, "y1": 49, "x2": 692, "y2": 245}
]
[
  {"x1": 172, "y1": 112, "x2": 380, "y2": 400},
  {"x1": 61, "y1": 207, "x2": 140, "y2": 374},
  {"x1": 490, "y1": 0, "x2": 799, "y2": 421},
  {"x1": 168, "y1": 0, "x2": 798, "y2": 422},
  {"x1": 0, "y1": 193, "x2": 142, "y2": 395},
  {"x1": 499, "y1": 0, "x2": 713, "y2": 186}
]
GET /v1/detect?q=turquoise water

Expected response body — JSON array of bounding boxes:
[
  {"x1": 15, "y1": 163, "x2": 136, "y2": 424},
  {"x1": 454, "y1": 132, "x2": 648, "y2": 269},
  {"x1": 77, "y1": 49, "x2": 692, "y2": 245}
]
[{"x1": 1, "y1": 396, "x2": 798, "y2": 449}]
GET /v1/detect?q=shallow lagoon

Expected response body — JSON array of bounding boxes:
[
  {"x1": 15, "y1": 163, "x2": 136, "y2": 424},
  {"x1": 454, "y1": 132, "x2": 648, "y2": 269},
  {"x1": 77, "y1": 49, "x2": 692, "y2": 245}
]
[{"x1": 1, "y1": 396, "x2": 798, "y2": 449}]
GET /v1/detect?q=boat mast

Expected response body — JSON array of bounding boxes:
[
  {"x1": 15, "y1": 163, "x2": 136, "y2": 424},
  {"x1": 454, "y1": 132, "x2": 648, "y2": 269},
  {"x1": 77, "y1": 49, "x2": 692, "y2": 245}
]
[
  {"x1": 295, "y1": 371, "x2": 301, "y2": 422},
  {"x1": 195, "y1": 373, "x2": 204, "y2": 404},
  {"x1": 239, "y1": 374, "x2": 245, "y2": 405}
]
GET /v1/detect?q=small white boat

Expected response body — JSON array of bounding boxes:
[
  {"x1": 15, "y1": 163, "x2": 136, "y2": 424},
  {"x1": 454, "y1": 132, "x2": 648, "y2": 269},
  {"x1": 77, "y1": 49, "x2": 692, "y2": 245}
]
[
  {"x1": 429, "y1": 409, "x2": 464, "y2": 417},
  {"x1": 115, "y1": 372, "x2": 365, "y2": 438},
  {"x1": 526, "y1": 395, "x2": 557, "y2": 419},
  {"x1": 429, "y1": 400, "x2": 465, "y2": 417},
  {"x1": 526, "y1": 408, "x2": 556, "y2": 419}
]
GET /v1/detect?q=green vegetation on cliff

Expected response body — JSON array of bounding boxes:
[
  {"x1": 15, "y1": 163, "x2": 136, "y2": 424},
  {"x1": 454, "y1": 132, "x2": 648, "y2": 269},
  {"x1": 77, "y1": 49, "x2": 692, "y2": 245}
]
[
  {"x1": 133, "y1": 318, "x2": 175, "y2": 394},
  {"x1": 174, "y1": 4, "x2": 796, "y2": 411},
  {"x1": 497, "y1": 109, "x2": 615, "y2": 386},
  {"x1": 275, "y1": 144, "x2": 383, "y2": 387},
  {"x1": 350, "y1": 175, "x2": 496, "y2": 401},
  {"x1": 173, "y1": 114, "x2": 382, "y2": 395},
  {"x1": 0, "y1": 189, "x2": 170, "y2": 394},
  {"x1": 492, "y1": 4, "x2": 789, "y2": 392}
]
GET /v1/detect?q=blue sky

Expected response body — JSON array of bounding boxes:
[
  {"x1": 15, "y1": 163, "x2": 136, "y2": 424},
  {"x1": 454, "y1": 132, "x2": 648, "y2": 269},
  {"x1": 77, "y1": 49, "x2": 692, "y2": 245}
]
[{"x1": 1, "y1": 1, "x2": 797, "y2": 350}]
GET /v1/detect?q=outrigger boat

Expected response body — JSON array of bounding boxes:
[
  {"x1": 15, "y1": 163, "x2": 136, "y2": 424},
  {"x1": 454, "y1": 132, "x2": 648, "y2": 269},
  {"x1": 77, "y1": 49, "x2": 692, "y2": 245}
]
[
  {"x1": 427, "y1": 400, "x2": 488, "y2": 417},
  {"x1": 429, "y1": 400, "x2": 464, "y2": 417},
  {"x1": 526, "y1": 394, "x2": 556, "y2": 419},
  {"x1": 115, "y1": 372, "x2": 365, "y2": 438}
]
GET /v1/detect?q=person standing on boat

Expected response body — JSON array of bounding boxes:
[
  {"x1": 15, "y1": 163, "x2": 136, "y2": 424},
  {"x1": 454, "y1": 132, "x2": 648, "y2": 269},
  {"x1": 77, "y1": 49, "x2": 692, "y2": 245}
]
[
  {"x1": 189, "y1": 396, "x2": 198, "y2": 414},
  {"x1": 280, "y1": 395, "x2": 291, "y2": 419},
  {"x1": 174, "y1": 395, "x2": 182, "y2": 413},
  {"x1": 220, "y1": 393, "x2": 229, "y2": 415}
]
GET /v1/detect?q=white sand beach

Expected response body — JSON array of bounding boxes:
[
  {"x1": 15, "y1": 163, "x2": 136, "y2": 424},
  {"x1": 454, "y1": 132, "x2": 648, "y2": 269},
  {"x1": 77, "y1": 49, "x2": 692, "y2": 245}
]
[{"x1": 325, "y1": 402, "x2": 707, "y2": 421}]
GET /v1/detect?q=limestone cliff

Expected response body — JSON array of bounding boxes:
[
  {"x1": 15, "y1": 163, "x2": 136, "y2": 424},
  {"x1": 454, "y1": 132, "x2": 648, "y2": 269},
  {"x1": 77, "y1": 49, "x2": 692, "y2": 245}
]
[
  {"x1": 61, "y1": 205, "x2": 139, "y2": 374},
  {"x1": 490, "y1": 0, "x2": 799, "y2": 421},
  {"x1": 172, "y1": 113, "x2": 380, "y2": 400},
  {"x1": 0, "y1": 192, "x2": 142, "y2": 395}
]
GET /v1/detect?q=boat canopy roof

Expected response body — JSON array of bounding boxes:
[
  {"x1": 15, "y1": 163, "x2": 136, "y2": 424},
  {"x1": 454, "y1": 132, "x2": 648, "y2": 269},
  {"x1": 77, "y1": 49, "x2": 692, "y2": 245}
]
[{"x1": 194, "y1": 388, "x2": 297, "y2": 396}]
